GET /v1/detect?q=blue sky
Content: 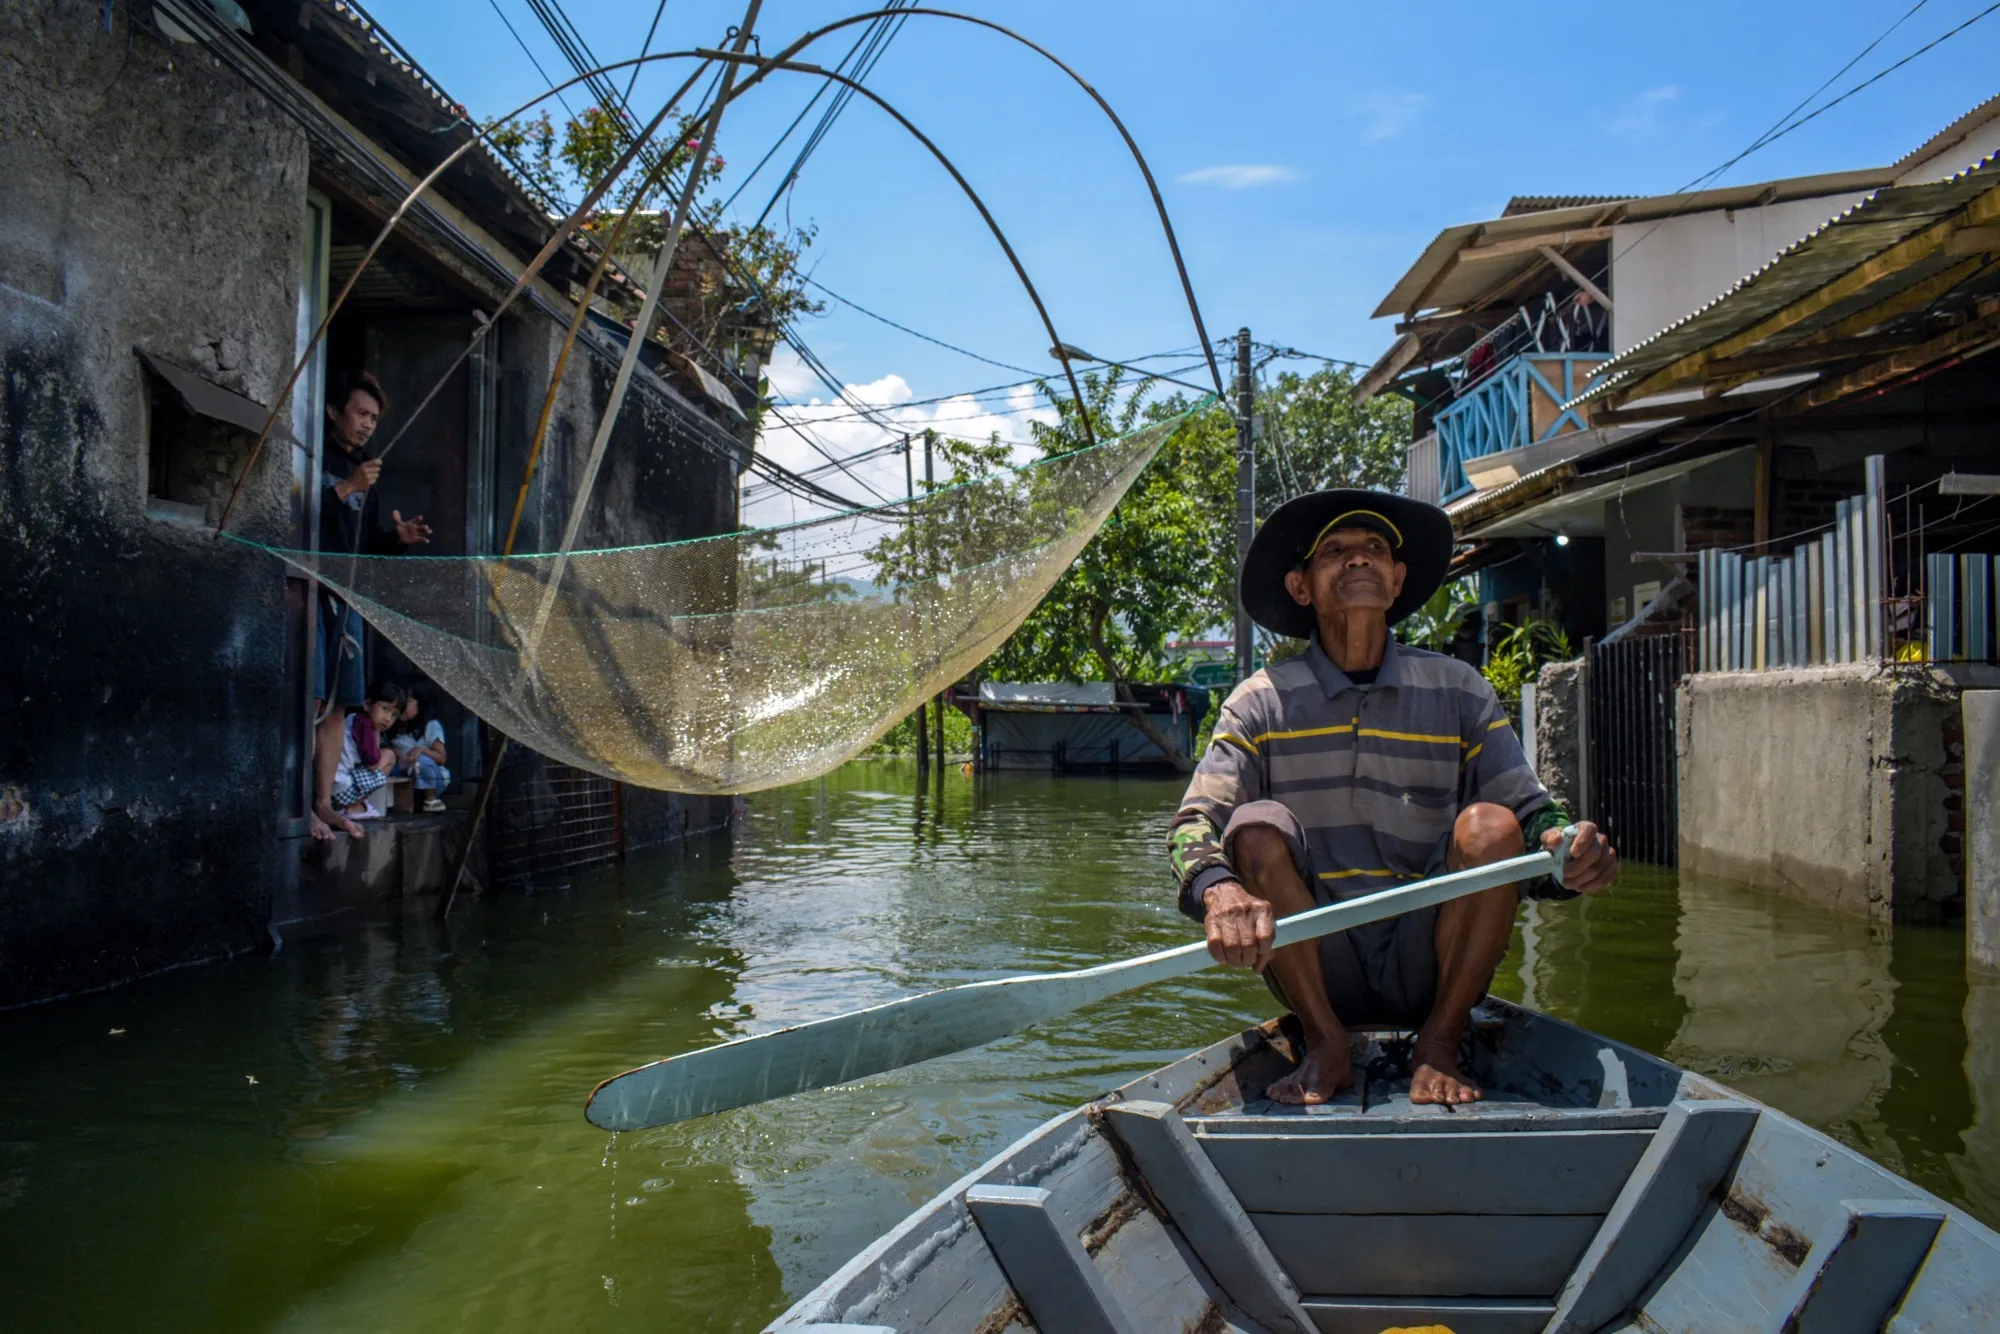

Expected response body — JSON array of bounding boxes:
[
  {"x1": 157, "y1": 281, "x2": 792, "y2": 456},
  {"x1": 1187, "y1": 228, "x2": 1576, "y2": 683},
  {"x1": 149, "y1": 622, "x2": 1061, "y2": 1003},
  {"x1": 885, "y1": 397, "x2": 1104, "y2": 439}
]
[{"x1": 369, "y1": 0, "x2": 1999, "y2": 512}]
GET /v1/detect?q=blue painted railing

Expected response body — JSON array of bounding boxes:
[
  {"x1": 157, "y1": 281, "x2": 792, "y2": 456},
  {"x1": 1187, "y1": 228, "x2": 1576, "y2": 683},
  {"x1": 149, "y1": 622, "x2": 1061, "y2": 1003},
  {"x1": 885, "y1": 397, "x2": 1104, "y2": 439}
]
[{"x1": 1435, "y1": 353, "x2": 1606, "y2": 501}]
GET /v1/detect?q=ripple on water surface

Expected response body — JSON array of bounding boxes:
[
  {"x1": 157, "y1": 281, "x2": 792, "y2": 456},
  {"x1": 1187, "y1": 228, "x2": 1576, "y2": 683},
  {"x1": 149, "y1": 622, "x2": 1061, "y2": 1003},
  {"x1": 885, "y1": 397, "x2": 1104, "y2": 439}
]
[{"x1": 0, "y1": 762, "x2": 1996, "y2": 1332}]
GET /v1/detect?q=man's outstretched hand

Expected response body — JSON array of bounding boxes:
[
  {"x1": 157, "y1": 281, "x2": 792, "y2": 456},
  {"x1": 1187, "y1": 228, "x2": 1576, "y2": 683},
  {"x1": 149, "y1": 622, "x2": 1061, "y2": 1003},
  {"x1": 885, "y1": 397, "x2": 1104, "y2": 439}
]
[
  {"x1": 1202, "y1": 880, "x2": 1275, "y2": 971},
  {"x1": 1544, "y1": 821, "x2": 1617, "y2": 893},
  {"x1": 393, "y1": 509, "x2": 432, "y2": 546}
]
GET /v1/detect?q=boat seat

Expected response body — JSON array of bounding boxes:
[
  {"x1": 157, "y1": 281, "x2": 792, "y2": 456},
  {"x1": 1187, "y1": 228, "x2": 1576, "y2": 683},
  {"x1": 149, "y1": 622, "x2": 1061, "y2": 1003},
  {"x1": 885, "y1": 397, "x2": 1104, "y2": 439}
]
[{"x1": 1141, "y1": 1096, "x2": 1753, "y2": 1334}]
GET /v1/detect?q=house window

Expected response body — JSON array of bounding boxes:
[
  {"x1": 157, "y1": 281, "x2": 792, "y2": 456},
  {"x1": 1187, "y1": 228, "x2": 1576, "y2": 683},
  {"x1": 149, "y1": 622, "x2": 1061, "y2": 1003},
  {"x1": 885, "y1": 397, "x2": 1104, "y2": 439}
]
[{"x1": 140, "y1": 352, "x2": 258, "y2": 527}]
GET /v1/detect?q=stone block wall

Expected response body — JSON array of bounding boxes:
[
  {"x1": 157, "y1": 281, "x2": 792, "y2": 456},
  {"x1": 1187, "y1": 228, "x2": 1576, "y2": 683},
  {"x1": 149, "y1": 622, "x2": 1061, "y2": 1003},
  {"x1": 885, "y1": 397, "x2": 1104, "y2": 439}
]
[{"x1": 1533, "y1": 658, "x2": 1584, "y2": 816}]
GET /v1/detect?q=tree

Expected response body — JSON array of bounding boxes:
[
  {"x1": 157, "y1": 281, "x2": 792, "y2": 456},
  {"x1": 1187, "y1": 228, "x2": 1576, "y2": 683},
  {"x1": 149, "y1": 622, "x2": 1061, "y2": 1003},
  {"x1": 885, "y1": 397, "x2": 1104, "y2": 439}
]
[
  {"x1": 1254, "y1": 364, "x2": 1410, "y2": 513},
  {"x1": 970, "y1": 373, "x2": 1235, "y2": 771},
  {"x1": 487, "y1": 107, "x2": 821, "y2": 401}
]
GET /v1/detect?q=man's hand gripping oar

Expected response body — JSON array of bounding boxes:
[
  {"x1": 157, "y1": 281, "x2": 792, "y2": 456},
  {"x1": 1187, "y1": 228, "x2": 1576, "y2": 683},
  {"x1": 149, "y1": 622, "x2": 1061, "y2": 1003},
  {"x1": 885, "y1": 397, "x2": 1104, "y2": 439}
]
[{"x1": 583, "y1": 832, "x2": 1577, "y2": 1131}]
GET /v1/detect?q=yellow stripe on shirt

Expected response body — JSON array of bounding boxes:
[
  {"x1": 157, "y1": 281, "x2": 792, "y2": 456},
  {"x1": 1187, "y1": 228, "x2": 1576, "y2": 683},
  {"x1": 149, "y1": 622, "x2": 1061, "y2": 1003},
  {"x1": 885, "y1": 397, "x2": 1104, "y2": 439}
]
[
  {"x1": 1317, "y1": 867, "x2": 1420, "y2": 881},
  {"x1": 1251, "y1": 723, "x2": 1357, "y2": 745},
  {"x1": 1213, "y1": 732, "x2": 1260, "y2": 757},
  {"x1": 1356, "y1": 727, "x2": 1460, "y2": 746}
]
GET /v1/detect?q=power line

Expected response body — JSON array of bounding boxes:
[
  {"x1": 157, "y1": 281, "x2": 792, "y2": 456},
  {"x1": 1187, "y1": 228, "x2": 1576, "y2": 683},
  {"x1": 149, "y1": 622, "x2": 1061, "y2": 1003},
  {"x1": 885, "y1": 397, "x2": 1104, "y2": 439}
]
[
  {"x1": 718, "y1": 11, "x2": 904, "y2": 213},
  {"x1": 806, "y1": 276, "x2": 1040, "y2": 375},
  {"x1": 484, "y1": 0, "x2": 577, "y2": 125},
  {"x1": 622, "y1": 0, "x2": 671, "y2": 109},
  {"x1": 753, "y1": 2, "x2": 914, "y2": 229},
  {"x1": 1594, "y1": 1, "x2": 1993, "y2": 300}
]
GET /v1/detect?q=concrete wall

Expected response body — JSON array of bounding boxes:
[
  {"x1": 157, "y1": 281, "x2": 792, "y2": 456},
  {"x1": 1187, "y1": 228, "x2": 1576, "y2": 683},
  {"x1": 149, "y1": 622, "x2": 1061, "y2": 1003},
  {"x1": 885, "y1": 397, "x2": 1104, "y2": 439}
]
[
  {"x1": 1678, "y1": 665, "x2": 1962, "y2": 922},
  {"x1": 1610, "y1": 195, "x2": 1868, "y2": 353},
  {"x1": 1, "y1": 6, "x2": 307, "y2": 1004},
  {"x1": 1968, "y1": 691, "x2": 2000, "y2": 975}
]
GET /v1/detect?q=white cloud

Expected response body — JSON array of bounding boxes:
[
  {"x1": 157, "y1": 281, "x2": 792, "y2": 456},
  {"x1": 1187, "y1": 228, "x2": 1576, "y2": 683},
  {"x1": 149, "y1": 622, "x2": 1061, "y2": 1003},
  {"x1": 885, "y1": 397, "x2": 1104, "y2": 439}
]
[
  {"x1": 743, "y1": 347, "x2": 1059, "y2": 528},
  {"x1": 1349, "y1": 91, "x2": 1429, "y2": 143},
  {"x1": 1608, "y1": 86, "x2": 1679, "y2": 138},
  {"x1": 1176, "y1": 164, "x2": 1303, "y2": 189}
]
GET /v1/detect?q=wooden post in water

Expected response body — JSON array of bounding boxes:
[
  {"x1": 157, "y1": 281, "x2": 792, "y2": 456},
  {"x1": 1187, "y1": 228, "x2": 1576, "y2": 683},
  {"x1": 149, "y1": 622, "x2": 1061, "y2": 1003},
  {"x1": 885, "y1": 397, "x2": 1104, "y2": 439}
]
[
  {"x1": 907, "y1": 433, "x2": 928, "y2": 779},
  {"x1": 926, "y1": 432, "x2": 944, "y2": 773}
]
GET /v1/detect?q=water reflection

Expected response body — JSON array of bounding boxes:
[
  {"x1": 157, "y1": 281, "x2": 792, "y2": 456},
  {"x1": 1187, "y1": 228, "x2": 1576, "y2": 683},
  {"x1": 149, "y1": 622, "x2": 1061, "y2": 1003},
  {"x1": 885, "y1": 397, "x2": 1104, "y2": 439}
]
[
  {"x1": 0, "y1": 763, "x2": 1996, "y2": 1334},
  {"x1": 1506, "y1": 857, "x2": 1995, "y2": 1223}
]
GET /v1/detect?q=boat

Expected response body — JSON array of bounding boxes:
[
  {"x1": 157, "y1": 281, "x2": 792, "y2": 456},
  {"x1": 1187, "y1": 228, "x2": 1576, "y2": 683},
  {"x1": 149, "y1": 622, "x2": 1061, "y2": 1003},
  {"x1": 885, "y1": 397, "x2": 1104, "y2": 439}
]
[{"x1": 765, "y1": 998, "x2": 1999, "y2": 1333}]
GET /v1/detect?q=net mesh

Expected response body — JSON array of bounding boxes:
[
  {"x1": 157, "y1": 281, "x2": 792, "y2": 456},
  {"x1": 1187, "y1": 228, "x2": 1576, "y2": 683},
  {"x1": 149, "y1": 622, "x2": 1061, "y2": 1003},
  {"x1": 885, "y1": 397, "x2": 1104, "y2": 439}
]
[{"x1": 249, "y1": 413, "x2": 1184, "y2": 793}]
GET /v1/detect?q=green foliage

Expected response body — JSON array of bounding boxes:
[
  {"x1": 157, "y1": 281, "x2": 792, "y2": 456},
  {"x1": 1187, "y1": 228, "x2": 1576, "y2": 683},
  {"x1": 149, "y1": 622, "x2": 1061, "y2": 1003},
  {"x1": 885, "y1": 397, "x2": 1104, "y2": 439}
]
[
  {"x1": 485, "y1": 107, "x2": 820, "y2": 363},
  {"x1": 1399, "y1": 577, "x2": 1479, "y2": 651},
  {"x1": 1482, "y1": 617, "x2": 1575, "y2": 714},
  {"x1": 867, "y1": 705, "x2": 978, "y2": 757},
  {"x1": 924, "y1": 360, "x2": 1420, "y2": 692},
  {"x1": 981, "y1": 371, "x2": 1236, "y2": 686},
  {"x1": 1256, "y1": 365, "x2": 1411, "y2": 511}
]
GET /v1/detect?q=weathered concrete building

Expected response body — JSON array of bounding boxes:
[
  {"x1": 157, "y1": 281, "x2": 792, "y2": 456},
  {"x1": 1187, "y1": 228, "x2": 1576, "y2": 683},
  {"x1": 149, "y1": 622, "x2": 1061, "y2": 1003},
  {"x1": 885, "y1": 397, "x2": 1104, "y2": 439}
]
[
  {"x1": 1359, "y1": 97, "x2": 2000, "y2": 923},
  {"x1": 1, "y1": 1, "x2": 761, "y2": 1005}
]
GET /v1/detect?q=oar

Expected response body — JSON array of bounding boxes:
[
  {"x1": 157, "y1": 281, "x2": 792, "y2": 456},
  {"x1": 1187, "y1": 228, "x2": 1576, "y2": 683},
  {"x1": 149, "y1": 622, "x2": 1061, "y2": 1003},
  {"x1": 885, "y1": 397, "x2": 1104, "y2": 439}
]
[{"x1": 585, "y1": 838, "x2": 1573, "y2": 1130}]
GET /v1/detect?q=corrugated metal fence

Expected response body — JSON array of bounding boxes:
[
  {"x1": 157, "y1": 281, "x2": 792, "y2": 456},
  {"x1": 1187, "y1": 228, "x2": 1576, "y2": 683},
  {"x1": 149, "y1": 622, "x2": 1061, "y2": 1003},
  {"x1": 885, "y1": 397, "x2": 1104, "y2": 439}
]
[
  {"x1": 1696, "y1": 454, "x2": 2000, "y2": 671},
  {"x1": 1696, "y1": 457, "x2": 1886, "y2": 671}
]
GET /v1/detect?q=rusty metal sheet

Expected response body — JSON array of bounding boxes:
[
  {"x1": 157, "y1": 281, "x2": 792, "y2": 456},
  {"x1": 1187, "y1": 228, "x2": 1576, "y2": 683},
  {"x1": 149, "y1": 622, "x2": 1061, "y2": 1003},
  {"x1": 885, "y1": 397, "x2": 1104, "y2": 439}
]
[{"x1": 135, "y1": 348, "x2": 297, "y2": 445}]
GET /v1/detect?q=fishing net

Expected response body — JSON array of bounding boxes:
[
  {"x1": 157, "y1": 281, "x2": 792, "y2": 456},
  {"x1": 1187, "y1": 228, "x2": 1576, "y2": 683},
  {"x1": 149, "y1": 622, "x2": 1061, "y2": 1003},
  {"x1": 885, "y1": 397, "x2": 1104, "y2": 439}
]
[{"x1": 245, "y1": 411, "x2": 1188, "y2": 793}]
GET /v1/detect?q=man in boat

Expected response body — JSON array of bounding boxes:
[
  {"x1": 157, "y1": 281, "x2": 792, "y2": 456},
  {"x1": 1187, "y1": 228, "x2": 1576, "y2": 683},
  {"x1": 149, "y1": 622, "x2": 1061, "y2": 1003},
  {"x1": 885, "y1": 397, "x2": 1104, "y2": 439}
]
[{"x1": 1168, "y1": 489, "x2": 1618, "y2": 1106}]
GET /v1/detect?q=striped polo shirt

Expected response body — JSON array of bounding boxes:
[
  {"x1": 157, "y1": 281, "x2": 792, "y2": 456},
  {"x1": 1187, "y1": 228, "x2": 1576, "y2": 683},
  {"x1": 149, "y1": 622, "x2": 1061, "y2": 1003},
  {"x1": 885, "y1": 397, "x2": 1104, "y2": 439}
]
[{"x1": 1168, "y1": 634, "x2": 1569, "y2": 920}]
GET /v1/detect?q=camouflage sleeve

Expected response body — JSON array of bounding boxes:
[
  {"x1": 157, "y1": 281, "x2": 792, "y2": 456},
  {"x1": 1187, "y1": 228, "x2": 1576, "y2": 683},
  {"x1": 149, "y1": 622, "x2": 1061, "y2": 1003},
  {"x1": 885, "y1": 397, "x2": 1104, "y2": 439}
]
[{"x1": 1167, "y1": 692, "x2": 1266, "y2": 922}]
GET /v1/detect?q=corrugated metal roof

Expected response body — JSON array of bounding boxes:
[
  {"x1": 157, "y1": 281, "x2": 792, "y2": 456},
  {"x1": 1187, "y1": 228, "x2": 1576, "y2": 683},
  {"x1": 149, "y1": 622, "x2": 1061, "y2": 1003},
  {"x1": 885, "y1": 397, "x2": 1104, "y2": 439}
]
[
  {"x1": 1892, "y1": 93, "x2": 2000, "y2": 177},
  {"x1": 1569, "y1": 155, "x2": 2000, "y2": 408},
  {"x1": 1503, "y1": 195, "x2": 1626, "y2": 216},
  {"x1": 1370, "y1": 168, "x2": 1894, "y2": 321}
]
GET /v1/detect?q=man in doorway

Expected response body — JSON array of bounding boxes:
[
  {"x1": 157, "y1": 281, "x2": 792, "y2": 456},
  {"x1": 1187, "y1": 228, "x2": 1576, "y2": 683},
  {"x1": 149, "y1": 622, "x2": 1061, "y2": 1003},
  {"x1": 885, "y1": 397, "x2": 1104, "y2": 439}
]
[
  {"x1": 311, "y1": 369, "x2": 431, "y2": 840},
  {"x1": 1167, "y1": 489, "x2": 1618, "y2": 1105}
]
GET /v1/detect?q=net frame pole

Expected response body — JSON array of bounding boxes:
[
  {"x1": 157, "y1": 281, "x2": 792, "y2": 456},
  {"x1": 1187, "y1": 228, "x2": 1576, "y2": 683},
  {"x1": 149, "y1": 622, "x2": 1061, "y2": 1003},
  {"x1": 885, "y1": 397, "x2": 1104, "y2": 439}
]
[
  {"x1": 438, "y1": 2, "x2": 765, "y2": 920},
  {"x1": 516, "y1": 1, "x2": 767, "y2": 678},
  {"x1": 906, "y1": 433, "x2": 928, "y2": 779}
]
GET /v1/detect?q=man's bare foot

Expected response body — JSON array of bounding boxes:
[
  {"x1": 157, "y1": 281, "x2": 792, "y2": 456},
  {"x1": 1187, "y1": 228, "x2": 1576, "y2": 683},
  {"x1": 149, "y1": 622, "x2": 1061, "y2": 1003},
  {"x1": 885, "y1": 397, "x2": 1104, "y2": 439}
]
[
  {"x1": 1409, "y1": 1039, "x2": 1482, "y2": 1105},
  {"x1": 309, "y1": 814, "x2": 334, "y2": 842},
  {"x1": 1266, "y1": 1039, "x2": 1354, "y2": 1105},
  {"x1": 315, "y1": 801, "x2": 365, "y2": 840}
]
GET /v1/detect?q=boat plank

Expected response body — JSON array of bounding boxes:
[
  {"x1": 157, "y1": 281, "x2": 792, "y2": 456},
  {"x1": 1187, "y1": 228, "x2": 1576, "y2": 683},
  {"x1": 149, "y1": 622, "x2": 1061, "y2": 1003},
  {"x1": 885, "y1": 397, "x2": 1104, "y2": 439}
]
[
  {"x1": 1250, "y1": 1212, "x2": 1603, "y2": 1297},
  {"x1": 967, "y1": 1185, "x2": 1138, "y2": 1334},
  {"x1": 1627, "y1": 1110, "x2": 1951, "y2": 1332},
  {"x1": 1775, "y1": 1199, "x2": 1943, "y2": 1334},
  {"x1": 1191, "y1": 1107, "x2": 1667, "y2": 1136},
  {"x1": 1883, "y1": 1218, "x2": 2000, "y2": 1332},
  {"x1": 1546, "y1": 1098, "x2": 1761, "y2": 1334},
  {"x1": 1102, "y1": 1101, "x2": 1317, "y2": 1334},
  {"x1": 1301, "y1": 1297, "x2": 1555, "y2": 1334},
  {"x1": 1199, "y1": 1129, "x2": 1652, "y2": 1215}
]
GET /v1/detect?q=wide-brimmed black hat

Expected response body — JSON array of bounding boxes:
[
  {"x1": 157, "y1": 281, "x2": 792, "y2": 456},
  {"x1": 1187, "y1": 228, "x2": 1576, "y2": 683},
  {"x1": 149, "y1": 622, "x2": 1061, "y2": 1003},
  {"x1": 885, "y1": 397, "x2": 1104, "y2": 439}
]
[{"x1": 1239, "y1": 488, "x2": 1454, "y2": 638}]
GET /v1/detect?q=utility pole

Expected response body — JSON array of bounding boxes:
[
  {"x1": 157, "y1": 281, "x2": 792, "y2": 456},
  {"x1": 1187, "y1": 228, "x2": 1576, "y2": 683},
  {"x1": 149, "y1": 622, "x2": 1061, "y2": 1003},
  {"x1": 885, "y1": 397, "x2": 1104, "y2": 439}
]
[
  {"x1": 907, "y1": 433, "x2": 928, "y2": 780},
  {"x1": 926, "y1": 430, "x2": 946, "y2": 772},
  {"x1": 1234, "y1": 327, "x2": 1255, "y2": 684}
]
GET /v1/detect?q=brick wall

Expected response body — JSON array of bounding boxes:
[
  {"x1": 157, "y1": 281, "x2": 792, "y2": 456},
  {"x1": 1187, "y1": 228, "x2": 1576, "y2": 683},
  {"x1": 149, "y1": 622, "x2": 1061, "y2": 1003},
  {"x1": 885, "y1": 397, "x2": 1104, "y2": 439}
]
[{"x1": 1682, "y1": 506, "x2": 1753, "y2": 552}]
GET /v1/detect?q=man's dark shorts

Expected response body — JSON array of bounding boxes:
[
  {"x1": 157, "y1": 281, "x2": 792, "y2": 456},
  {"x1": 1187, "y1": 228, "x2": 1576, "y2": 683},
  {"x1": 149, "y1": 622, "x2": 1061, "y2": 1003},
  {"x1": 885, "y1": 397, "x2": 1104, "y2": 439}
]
[
  {"x1": 1221, "y1": 798, "x2": 1496, "y2": 1029},
  {"x1": 316, "y1": 596, "x2": 366, "y2": 709}
]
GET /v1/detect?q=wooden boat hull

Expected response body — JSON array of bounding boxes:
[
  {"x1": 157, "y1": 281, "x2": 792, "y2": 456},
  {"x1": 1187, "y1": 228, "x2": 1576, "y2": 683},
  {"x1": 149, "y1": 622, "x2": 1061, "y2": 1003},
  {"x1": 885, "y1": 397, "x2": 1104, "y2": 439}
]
[{"x1": 765, "y1": 1000, "x2": 1999, "y2": 1334}]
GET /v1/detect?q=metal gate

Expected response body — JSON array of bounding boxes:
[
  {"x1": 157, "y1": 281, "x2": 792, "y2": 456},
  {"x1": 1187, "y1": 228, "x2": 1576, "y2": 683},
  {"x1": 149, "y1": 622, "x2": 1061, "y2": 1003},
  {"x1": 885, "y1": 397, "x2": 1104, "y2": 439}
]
[{"x1": 1586, "y1": 632, "x2": 1688, "y2": 867}]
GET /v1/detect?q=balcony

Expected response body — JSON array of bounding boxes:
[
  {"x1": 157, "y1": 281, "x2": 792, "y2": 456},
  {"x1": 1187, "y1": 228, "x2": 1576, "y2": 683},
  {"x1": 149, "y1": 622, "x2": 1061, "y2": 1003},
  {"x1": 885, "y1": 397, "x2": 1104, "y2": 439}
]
[{"x1": 1435, "y1": 352, "x2": 1607, "y2": 501}]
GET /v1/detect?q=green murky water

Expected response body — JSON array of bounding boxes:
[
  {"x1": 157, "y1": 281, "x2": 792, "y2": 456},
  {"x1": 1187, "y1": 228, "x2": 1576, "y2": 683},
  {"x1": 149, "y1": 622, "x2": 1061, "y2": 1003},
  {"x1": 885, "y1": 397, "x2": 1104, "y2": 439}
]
[{"x1": 2, "y1": 763, "x2": 1996, "y2": 1331}]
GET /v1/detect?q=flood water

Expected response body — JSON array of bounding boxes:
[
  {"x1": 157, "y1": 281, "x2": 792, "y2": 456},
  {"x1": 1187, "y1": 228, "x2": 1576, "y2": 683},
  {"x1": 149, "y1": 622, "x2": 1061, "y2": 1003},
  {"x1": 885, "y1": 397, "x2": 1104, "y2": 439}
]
[{"x1": 3, "y1": 763, "x2": 1997, "y2": 1331}]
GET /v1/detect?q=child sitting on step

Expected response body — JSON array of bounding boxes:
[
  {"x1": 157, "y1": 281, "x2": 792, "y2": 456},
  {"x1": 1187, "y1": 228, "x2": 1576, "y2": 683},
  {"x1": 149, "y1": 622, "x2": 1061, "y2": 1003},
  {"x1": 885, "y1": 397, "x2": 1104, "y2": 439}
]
[
  {"x1": 331, "y1": 680, "x2": 407, "y2": 820},
  {"x1": 391, "y1": 684, "x2": 453, "y2": 814}
]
